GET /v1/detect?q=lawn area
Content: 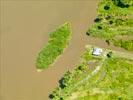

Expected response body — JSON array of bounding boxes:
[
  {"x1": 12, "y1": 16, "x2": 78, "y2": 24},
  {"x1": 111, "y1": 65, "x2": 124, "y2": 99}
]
[
  {"x1": 83, "y1": 58, "x2": 132, "y2": 99},
  {"x1": 36, "y1": 22, "x2": 71, "y2": 70},
  {"x1": 87, "y1": 0, "x2": 133, "y2": 51},
  {"x1": 49, "y1": 46, "x2": 133, "y2": 100},
  {"x1": 73, "y1": 57, "x2": 133, "y2": 100}
]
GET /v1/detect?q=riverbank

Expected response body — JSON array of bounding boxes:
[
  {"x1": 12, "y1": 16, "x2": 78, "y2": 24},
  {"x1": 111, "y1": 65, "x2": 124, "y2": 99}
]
[{"x1": 50, "y1": 45, "x2": 133, "y2": 99}]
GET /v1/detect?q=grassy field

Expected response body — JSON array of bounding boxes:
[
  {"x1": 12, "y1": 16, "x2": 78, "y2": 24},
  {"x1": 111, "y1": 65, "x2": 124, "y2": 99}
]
[
  {"x1": 49, "y1": 45, "x2": 133, "y2": 100},
  {"x1": 87, "y1": 0, "x2": 133, "y2": 51},
  {"x1": 36, "y1": 22, "x2": 71, "y2": 70},
  {"x1": 71, "y1": 57, "x2": 133, "y2": 100}
]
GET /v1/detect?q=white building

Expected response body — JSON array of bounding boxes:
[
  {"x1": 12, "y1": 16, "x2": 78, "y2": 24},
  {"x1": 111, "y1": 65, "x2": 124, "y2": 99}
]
[{"x1": 92, "y1": 47, "x2": 103, "y2": 56}]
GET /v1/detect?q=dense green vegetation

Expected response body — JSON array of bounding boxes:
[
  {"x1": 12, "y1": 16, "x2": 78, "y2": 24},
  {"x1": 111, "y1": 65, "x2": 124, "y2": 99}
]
[
  {"x1": 36, "y1": 22, "x2": 71, "y2": 70},
  {"x1": 112, "y1": 39, "x2": 133, "y2": 50},
  {"x1": 49, "y1": 46, "x2": 133, "y2": 100},
  {"x1": 87, "y1": 0, "x2": 133, "y2": 51}
]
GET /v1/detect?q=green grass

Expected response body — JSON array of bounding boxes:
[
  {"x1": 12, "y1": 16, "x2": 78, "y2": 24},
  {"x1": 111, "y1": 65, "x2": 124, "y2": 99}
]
[
  {"x1": 87, "y1": 0, "x2": 133, "y2": 51},
  {"x1": 36, "y1": 22, "x2": 71, "y2": 70},
  {"x1": 49, "y1": 46, "x2": 133, "y2": 100},
  {"x1": 78, "y1": 57, "x2": 133, "y2": 100},
  {"x1": 111, "y1": 39, "x2": 133, "y2": 50}
]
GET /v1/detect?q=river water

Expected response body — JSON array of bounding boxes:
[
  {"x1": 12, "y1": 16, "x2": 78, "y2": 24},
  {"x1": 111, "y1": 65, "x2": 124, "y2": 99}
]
[{"x1": 0, "y1": 0, "x2": 128, "y2": 100}]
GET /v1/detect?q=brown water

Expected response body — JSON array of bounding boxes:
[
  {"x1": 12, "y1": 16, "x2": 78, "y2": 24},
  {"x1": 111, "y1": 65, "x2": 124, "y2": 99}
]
[{"x1": 0, "y1": 0, "x2": 129, "y2": 100}]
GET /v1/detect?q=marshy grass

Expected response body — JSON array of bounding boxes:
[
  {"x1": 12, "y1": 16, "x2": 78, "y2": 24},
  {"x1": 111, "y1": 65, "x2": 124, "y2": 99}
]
[{"x1": 36, "y1": 22, "x2": 71, "y2": 70}]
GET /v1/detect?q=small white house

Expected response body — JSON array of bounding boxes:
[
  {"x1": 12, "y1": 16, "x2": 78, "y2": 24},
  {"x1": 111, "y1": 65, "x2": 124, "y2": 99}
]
[{"x1": 92, "y1": 47, "x2": 103, "y2": 56}]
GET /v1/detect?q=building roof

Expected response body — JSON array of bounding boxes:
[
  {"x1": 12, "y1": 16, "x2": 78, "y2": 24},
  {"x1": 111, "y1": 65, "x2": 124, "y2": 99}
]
[{"x1": 92, "y1": 48, "x2": 103, "y2": 56}]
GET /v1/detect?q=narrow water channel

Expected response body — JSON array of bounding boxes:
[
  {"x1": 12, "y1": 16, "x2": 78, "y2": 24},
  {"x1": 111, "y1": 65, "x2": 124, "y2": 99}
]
[{"x1": 0, "y1": 0, "x2": 129, "y2": 100}]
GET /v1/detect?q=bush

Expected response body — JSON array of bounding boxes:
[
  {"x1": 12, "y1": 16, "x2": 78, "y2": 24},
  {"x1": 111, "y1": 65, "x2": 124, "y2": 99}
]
[
  {"x1": 86, "y1": 32, "x2": 90, "y2": 36},
  {"x1": 107, "y1": 51, "x2": 113, "y2": 58},
  {"x1": 94, "y1": 17, "x2": 102, "y2": 23},
  {"x1": 109, "y1": 20, "x2": 113, "y2": 24},
  {"x1": 105, "y1": 39, "x2": 110, "y2": 45},
  {"x1": 59, "y1": 71, "x2": 72, "y2": 88},
  {"x1": 98, "y1": 26, "x2": 102, "y2": 30},
  {"x1": 112, "y1": 0, "x2": 130, "y2": 8},
  {"x1": 104, "y1": 5, "x2": 110, "y2": 10}
]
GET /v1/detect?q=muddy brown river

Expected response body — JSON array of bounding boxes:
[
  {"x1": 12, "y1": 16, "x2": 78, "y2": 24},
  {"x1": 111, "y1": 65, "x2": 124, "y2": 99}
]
[{"x1": 0, "y1": 0, "x2": 129, "y2": 100}]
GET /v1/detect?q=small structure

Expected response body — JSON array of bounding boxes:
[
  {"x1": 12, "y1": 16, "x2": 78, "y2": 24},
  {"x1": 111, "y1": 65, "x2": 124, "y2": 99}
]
[{"x1": 92, "y1": 47, "x2": 103, "y2": 56}]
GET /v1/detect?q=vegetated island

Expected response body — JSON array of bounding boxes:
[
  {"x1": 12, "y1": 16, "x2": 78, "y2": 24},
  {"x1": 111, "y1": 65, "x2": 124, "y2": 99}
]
[
  {"x1": 86, "y1": 0, "x2": 133, "y2": 51},
  {"x1": 36, "y1": 22, "x2": 71, "y2": 71},
  {"x1": 49, "y1": 45, "x2": 133, "y2": 100}
]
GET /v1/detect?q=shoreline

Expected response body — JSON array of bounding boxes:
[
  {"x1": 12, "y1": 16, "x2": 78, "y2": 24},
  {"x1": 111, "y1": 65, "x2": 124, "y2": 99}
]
[{"x1": 50, "y1": 44, "x2": 133, "y2": 99}]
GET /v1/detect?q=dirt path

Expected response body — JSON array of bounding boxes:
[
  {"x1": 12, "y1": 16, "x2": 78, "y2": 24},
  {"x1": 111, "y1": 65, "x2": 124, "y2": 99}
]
[
  {"x1": 112, "y1": 50, "x2": 133, "y2": 60},
  {"x1": 65, "y1": 52, "x2": 107, "y2": 97}
]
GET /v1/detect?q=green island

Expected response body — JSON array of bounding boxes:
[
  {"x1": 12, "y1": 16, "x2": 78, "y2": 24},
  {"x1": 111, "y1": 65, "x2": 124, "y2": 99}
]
[
  {"x1": 86, "y1": 0, "x2": 133, "y2": 51},
  {"x1": 36, "y1": 22, "x2": 71, "y2": 70},
  {"x1": 49, "y1": 45, "x2": 133, "y2": 100}
]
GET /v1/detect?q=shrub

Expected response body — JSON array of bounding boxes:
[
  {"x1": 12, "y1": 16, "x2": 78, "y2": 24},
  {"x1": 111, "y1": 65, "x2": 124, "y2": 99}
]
[
  {"x1": 86, "y1": 32, "x2": 90, "y2": 36},
  {"x1": 98, "y1": 26, "x2": 102, "y2": 30},
  {"x1": 112, "y1": 0, "x2": 130, "y2": 8},
  {"x1": 107, "y1": 51, "x2": 113, "y2": 58},
  {"x1": 109, "y1": 20, "x2": 113, "y2": 24},
  {"x1": 94, "y1": 17, "x2": 102, "y2": 23},
  {"x1": 104, "y1": 5, "x2": 110, "y2": 10},
  {"x1": 105, "y1": 39, "x2": 110, "y2": 45}
]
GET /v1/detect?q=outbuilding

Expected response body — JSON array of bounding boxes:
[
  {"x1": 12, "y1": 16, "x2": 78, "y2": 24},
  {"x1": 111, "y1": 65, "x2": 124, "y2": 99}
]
[{"x1": 92, "y1": 47, "x2": 103, "y2": 56}]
